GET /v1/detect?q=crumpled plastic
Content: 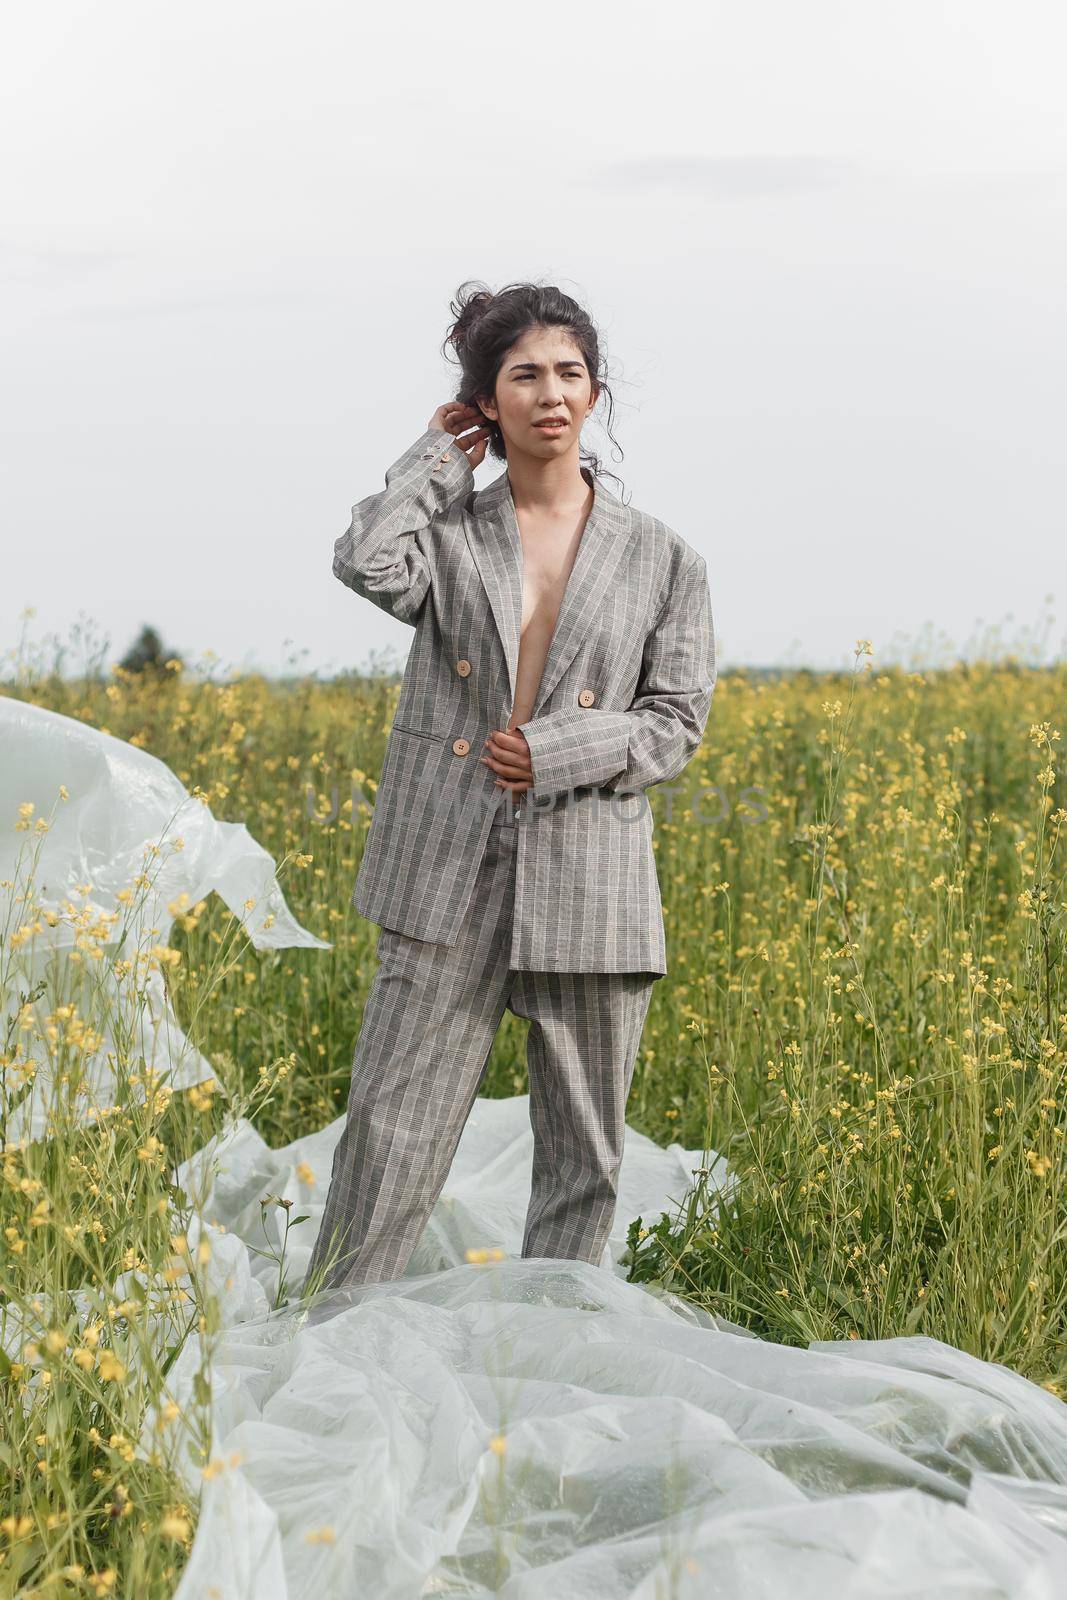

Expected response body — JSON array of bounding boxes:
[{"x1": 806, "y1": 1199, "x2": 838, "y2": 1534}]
[
  {"x1": 157, "y1": 1095, "x2": 1067, "y2": 1600},
  {"x1": 0, "y1": 694, "x2": 329, "y2": 1144},
  {"x1": 6, "y1": 692, "x2": 1067, "y2": 1597}
]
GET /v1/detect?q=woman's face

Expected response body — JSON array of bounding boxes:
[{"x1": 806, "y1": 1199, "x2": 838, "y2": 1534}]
[{"x1": 479, "y1": 325, "x2": 597, "y2": 460}]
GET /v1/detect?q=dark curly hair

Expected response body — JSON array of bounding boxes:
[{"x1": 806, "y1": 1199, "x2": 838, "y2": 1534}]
[{"x1": 441, "y1": 279, "x2": 626, "y2": 497}]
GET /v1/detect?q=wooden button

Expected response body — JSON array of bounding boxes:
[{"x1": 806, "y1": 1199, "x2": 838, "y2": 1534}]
[
  {"x1": 578, "y1": 688, "x2": 596, "y2": 706},
  {"x1": 441, "y1": 451, "x2": 452, "y2": 461},
  {"x1": 452, "y1": 737, "x2": 470, "y2": 756},
  {"x1": 456, "y1": 659, "x2": 472, "y2": 677}
]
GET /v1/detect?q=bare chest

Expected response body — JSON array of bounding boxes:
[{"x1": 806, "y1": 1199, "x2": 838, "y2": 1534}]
[{"x1": 510, "y1": 513, "x2": 586, "y2": 725}]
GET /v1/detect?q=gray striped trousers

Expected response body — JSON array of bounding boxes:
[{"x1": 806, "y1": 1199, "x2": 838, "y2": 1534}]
[{"x1": 304, "y1": 805, "x2": 657, "y2": 1291}]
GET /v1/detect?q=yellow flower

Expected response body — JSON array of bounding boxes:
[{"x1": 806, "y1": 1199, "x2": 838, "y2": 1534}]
[{"x1": 159, "y1": 1513, "x2": 191, "y2": 1542}]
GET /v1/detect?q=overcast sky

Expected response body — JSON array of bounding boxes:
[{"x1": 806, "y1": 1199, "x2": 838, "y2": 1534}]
[{"x1": 2, "y1": 0, "x2": 1064, "y2": 680}]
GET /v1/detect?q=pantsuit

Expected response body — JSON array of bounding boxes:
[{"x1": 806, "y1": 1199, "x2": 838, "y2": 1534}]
[
  {"x1": 305, "y1": 800, "x2": 656, "y2": 1291},
  {"x1": 305, "y1": 423, "x2": 715, "y2": 1292}
]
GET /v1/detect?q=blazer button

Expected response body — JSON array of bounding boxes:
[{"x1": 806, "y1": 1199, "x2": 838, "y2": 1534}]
[
  {"x1": 452, "y1": 737, "x2": 470, "y2": 756},
  {"x1": 456, "y1": 659, "x2": 472, "y2": 677},
  {"x1": 578, "y1": 688, "x2": 596, "y2": 706}
]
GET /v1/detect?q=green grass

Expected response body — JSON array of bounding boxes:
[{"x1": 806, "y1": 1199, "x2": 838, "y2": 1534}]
[{"x1": 1, "y1": 623, "x2": 1064, "y2": 1592}]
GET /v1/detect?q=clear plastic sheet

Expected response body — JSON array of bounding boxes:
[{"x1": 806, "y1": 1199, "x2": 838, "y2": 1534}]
[
  {"x1": 0, "y1": 694, "x2": 329, "y2": 1143},
  {"x1": 6, "y1": 692, "x2": 1067, "y2": 1596},
  {"x1": 160, "y1": 1096, "x2": 1067, "y2": 1600}
]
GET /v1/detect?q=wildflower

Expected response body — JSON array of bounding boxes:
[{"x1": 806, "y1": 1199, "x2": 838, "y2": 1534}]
[{"x1": 159, "y1": 1513, "x2": 191, "y2": 1542}]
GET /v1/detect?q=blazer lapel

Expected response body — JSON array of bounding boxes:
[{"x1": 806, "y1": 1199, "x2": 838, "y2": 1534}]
[{"x1": 467, "y1": 464, "x2": 632, "y2": 720}]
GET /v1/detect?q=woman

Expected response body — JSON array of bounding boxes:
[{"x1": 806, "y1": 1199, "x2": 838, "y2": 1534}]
[{"x1": 305, "y1": 281, "x2": 716, "y2": 1294}]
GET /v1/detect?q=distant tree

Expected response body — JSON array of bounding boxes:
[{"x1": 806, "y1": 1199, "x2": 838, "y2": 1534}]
[{"x1": 118, "y1": 624, "x2": 182, "y2": 676}]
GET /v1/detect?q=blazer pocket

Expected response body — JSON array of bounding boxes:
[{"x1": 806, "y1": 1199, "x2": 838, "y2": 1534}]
[{"x1": 390, "y1": 720, "x2": 445, "y2": 744}]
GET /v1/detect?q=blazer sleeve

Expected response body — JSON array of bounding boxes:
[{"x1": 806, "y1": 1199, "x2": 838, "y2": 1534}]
[
  {"x1": 332, "y1": 425, "x2": 474, "y2": 625},
  {"x1": 517, "y1": 550, "x2": 716, "y2": 800}
]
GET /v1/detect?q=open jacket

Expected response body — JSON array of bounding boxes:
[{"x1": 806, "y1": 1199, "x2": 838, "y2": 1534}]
[{"x1": 334, "y1": 424, "x2": 716, "y2": 977}]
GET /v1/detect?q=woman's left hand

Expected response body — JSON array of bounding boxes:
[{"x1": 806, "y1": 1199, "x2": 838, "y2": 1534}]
[{"x1": 480, "y1": 729, "x2": 534, "y2": 794}]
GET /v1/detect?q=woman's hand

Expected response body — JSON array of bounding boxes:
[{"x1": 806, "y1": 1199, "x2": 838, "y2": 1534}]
[
  {"x1": 429, "y1": 401, "x2": 493, "y2": 471},
  {"x1": 480, "y1": 728, "x2": 534, "y2": 795}
]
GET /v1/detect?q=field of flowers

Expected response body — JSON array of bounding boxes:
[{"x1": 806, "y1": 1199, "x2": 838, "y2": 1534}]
[{"x1": 1, "y1": 624, "x2": 1064, "y2": 1593}]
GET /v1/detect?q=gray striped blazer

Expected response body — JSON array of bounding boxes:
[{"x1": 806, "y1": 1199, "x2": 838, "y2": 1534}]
[{"x1": 334, "y1": 424, "x2": 716, "y2": 976}]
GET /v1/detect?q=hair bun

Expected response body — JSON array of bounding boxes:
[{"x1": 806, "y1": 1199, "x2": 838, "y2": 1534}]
[{"x1": 449, "y1": 287, "x2": 494, "y2": 354}]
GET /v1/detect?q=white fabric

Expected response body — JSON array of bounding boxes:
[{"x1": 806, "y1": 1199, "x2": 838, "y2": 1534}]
[
  {"x1": 0, "y1": 695, "x2": 329, "y2": 1143},
  {"x1": 160, "y1": 1097, "x2": 1067, "y2": 1599},
  {"x1": 6, "y1": 693, "x2": 1067, "y2": 1595}
]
